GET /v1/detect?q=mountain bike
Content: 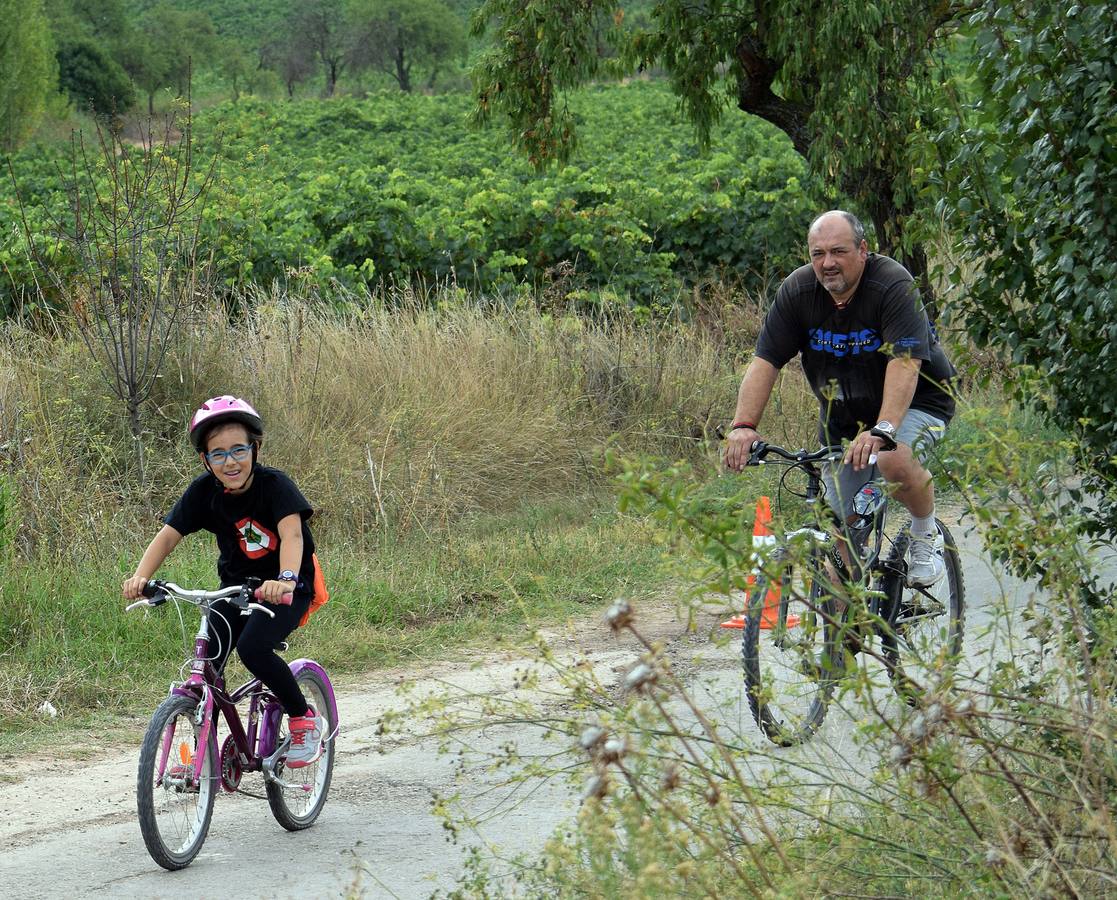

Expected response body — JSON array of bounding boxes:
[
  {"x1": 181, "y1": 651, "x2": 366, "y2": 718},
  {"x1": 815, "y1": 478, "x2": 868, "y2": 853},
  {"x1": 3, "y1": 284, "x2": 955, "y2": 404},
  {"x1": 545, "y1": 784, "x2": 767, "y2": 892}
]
[
  {"x1": 738, "y1": 441, "x2": 965, "y2": 746},
  {"x1": 126, "y1": 578, "x2": 338, "y2": 870}
]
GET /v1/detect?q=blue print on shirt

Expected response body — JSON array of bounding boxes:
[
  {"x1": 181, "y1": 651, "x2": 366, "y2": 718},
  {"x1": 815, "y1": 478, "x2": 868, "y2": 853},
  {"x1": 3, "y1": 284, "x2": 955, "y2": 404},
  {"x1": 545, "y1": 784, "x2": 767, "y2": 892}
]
[{"x1": 808, "y1": 328, "x2": 883, "y2": 357}]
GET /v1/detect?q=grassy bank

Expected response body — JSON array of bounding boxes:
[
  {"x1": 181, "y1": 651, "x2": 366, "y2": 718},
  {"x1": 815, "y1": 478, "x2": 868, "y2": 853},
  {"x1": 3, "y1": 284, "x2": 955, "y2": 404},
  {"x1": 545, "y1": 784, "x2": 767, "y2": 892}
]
[
  {"x1": 0, "y1": 288, "x2": 793, "y2": 747},
  {"x1": 0, "y1": 496, "x2": 670, "y2": 751}
]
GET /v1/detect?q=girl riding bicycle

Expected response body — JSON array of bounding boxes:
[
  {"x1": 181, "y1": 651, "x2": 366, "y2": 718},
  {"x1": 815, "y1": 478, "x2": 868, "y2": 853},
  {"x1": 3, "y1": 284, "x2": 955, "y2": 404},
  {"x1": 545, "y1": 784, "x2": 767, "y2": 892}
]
[{"x1": 122, "y1": 395, "x2": 324, "y2": 767}]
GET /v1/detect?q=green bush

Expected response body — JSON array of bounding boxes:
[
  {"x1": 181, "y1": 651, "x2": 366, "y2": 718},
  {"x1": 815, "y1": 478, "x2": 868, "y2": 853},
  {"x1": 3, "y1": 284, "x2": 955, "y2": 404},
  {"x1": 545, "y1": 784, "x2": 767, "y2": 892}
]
[
  {"x1": 940, "y1": 0, "x2": 1117, "y2": 536},
  {"x1": 2, "y1": 81, "x2": 817, "y2": 314},
  {"x1": 56, "y1": 38, "x2": 136, "y2": 117}
]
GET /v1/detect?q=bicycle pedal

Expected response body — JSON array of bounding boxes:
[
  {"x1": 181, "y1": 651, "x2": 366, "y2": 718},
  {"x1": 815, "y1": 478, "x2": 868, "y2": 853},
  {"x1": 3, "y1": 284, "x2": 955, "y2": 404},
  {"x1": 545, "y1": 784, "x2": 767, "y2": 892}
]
[{"x1": 263, "y1": 736, "x2": 292, "y2": 776}]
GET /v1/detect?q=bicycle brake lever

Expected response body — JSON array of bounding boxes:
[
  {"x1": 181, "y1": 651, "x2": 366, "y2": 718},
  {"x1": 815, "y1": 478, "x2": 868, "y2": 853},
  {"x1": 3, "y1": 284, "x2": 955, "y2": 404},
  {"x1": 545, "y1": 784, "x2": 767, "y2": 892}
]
[
  {"x1": 140, "y1": 579, "x2": 169, "y2": 600},
  {"x1": 130, "y1": 582, "x2": 169, "y2": 609}
]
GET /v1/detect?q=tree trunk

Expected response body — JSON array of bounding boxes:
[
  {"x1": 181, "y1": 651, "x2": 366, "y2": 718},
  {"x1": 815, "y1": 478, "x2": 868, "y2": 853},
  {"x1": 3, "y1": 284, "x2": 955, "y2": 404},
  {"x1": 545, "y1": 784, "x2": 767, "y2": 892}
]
[
  {"x1": 860, "y1": 183, "x2": 936, "y2": 317},
  {"x1": 734, "y1": 35, "x2": 812, "y2": 158},
  {"x1": 128, "y1": 393, "x2": 146, "y2": 485},
  {"x1": 396, "y1": 44, "x2": 410, "y2": 92},
  {"x1": 732, "y1": 36, "x2": 935, "y2": 310}
]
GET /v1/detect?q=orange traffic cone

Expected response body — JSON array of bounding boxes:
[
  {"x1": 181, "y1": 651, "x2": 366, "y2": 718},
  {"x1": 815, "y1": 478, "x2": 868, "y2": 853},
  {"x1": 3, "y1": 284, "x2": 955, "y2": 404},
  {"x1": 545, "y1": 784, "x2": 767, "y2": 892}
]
[{"x1": 720, "y1": 496, "x2": 799, "y2": 630}]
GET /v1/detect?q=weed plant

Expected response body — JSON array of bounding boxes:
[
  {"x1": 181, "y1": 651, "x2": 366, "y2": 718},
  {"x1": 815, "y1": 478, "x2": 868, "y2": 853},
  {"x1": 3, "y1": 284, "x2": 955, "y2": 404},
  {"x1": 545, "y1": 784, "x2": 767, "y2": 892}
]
[{"x1": 396, "y1": 391, "x2": 1117, "y2": 897}]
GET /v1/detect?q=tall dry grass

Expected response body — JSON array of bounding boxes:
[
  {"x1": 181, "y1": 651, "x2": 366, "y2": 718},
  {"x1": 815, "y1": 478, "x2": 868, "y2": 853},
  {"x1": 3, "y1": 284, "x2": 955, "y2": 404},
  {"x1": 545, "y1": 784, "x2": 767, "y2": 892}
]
[
  {"x1": 0, "y1": 281, "x2": 806, "y2": 561},
  {"x1": 0, "y1": 282, "x2": 821, "y2": 722}
]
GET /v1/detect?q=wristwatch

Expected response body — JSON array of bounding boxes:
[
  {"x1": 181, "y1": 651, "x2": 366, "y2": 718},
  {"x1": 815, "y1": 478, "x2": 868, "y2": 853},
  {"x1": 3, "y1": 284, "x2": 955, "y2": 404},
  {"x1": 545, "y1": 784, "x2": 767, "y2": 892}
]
[
  {"x1": 278, "y1": 569, "x2": 298, "y2": 584},
  {"x1": 869, "y1": 421, "x2": 897, "y2": 447}
]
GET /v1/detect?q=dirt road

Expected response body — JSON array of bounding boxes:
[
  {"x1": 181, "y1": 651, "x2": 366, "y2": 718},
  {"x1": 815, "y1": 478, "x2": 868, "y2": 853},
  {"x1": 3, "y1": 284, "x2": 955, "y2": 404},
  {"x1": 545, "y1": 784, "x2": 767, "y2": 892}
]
[{"x1": 0, "y1": 519, "x2": 1043, "y2": 898}]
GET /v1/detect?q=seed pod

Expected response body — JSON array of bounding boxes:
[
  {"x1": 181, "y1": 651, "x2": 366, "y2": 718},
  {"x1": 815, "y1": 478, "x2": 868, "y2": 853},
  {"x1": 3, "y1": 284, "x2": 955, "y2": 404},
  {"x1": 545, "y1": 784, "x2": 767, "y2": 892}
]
[
  {"x1": 606, "y1": 599, "x2": 634, "y2": 631},
  {"x1": 579, "y1": 726, "x2": 607, "y2": 755},
  {"x1": 660, "y1": 764, "x2": 680, "y2": 793},
  {"x1": 581, "y1": 773, "x2": 610, "y2": 801},
  {"x1": 601, "y1": 737, "x2": 627, "y2": 764},
  {"x1": 624, "y1": 662, "x2": 657, "y2": 693}
]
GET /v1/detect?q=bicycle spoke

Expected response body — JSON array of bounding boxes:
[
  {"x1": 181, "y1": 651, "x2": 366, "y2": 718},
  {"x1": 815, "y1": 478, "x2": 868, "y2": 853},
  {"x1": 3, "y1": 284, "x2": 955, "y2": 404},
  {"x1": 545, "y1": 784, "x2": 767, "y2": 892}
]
[
  {"x1": 743, "y1": 551, "x2": 844, "y2": 745},
  {"x1": 883, "y1": 520, "x2": 966, "y2": 703},
  {"x1": 266, "y1": 667, "x2": 335, "y2": 830},
  {"x1": 137, "y1": 695, "x2": 217, "y2": 869}
]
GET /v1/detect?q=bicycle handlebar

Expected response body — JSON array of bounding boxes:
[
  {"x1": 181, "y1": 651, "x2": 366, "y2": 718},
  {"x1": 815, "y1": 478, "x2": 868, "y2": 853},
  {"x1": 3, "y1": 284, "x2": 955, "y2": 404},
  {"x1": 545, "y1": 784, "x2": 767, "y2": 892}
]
[
  {"x1": 126, "y1": 579, "x2": 277, "y2": 618},
  {"x1": 745, "y1": 441, "x2": 844, "y2": 467}
]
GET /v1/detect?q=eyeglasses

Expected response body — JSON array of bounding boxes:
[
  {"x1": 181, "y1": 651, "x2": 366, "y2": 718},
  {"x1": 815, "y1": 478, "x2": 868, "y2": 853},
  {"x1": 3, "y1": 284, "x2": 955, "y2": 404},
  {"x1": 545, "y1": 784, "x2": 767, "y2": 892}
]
[{"x1": 205, "y1": 444, "x2": 253, "y2": 465}]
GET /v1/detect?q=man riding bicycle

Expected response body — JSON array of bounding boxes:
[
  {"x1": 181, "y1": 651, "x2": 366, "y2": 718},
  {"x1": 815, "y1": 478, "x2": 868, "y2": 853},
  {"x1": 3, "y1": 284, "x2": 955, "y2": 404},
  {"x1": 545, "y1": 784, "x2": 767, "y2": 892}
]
[{"x1": 724, "y1": 210, "x2": 957, "y2": 587}]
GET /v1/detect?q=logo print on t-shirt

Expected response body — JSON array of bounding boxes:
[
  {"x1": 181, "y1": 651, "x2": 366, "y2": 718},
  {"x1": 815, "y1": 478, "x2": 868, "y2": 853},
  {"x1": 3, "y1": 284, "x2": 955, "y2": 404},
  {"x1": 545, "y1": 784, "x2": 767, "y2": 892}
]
[
  {"x1": 808, "y1": 327, "x2": 882, "y2": 357},
  {"x1": 236, "y1": 518, "x2": 278, "y2": 559}
]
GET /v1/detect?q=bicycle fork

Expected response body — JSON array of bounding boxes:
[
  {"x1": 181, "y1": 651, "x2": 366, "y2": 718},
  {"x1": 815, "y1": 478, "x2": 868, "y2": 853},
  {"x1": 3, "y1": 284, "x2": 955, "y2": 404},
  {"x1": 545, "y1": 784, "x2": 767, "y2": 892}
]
[{"x1": 156, "y1": 684, "x2": 213, "y2": 790}]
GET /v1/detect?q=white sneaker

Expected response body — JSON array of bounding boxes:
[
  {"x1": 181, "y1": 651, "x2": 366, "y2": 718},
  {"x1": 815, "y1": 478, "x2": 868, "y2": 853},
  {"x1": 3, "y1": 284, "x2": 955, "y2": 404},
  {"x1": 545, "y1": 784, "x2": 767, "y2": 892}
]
[
  {"x1": 907, "y1": 531, "x2": 945, "y2": 587},
  {"x1": 286, "y1": 706, "x2": 325, "y2": 768}
]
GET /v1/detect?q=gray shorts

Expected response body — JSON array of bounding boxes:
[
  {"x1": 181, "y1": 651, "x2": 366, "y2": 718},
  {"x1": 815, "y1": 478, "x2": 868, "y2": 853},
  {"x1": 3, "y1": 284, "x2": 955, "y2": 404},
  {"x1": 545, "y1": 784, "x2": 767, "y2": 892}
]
[{"x1": 822, "y1": 409, "x2": 946, "y2": 521}]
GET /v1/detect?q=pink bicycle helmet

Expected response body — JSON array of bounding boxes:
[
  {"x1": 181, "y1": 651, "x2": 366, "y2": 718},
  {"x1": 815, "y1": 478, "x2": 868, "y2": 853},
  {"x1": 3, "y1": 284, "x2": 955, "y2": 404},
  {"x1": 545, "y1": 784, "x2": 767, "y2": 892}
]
[{"x1": 188, "y1": 395, "x2": 264, "y2": 451}]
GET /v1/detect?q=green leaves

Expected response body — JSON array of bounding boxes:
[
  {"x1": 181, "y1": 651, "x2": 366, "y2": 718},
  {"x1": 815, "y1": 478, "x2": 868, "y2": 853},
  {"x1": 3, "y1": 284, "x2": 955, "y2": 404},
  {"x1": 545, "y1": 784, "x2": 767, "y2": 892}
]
[
  {"x1": 2, "y1": 82, "x2": 813, "y2": 313},
  {"x1": 0, "y1": 0, "x2": 57, "y2": 150},
  {"x1": 940, "y1": 0, "x2": 1117, "y2": 534},
  {"x1": 471, "y1": 0, "x2": 618, "y2": 167}
]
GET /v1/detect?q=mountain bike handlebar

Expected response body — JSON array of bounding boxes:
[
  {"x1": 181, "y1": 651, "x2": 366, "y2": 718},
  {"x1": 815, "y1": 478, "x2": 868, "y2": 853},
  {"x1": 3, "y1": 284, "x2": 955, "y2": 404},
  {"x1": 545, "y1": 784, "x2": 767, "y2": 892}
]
[
  {"x1": 125, "y1": 579, "x2": 277, "y2": 618},
  {"x1": 746, "y1": 442, "x2": 844, "y2": 467}
]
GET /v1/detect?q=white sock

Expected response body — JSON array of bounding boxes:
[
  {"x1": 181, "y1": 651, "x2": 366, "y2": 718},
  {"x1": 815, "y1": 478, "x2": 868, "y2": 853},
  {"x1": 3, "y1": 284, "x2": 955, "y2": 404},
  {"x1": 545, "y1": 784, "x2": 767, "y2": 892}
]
[{"x1": 910, "y1": 512, "x2": 936, "y2": 537}]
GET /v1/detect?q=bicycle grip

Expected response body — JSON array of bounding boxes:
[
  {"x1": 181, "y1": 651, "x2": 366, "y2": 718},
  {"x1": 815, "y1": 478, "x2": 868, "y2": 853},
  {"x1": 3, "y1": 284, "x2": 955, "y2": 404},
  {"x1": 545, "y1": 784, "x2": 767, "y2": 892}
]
[
  {"x1": 141, "y1": 580, "x2": 167, "y2": 600},
  {"x1": 254, "y1": 587, "x2": 293, "y2": 605}
]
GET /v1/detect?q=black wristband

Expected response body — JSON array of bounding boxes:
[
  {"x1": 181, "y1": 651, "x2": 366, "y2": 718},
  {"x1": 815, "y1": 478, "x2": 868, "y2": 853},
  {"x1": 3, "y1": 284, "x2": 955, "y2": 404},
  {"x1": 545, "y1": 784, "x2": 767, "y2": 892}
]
[{"x1": 730, "y1": 421, "x2": 757, "y2": 431}]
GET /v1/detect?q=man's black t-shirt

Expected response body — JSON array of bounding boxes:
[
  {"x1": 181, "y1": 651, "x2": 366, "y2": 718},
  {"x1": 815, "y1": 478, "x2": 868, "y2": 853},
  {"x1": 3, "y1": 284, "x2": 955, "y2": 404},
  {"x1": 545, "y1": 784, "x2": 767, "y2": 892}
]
[
  {"x1": 165, "y1": 465, "x2": 316, "y2": 599},
  {"x1": 755, "y1": 254, "x2": 956, "y2": 443}
]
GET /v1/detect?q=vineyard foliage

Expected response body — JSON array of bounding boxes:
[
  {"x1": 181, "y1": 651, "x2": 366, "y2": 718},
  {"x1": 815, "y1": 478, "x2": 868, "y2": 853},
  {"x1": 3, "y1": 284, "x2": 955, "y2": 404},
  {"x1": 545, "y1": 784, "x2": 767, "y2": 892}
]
[{"x1": 1, "y1": 81, "x2": 815, "y2": 315}]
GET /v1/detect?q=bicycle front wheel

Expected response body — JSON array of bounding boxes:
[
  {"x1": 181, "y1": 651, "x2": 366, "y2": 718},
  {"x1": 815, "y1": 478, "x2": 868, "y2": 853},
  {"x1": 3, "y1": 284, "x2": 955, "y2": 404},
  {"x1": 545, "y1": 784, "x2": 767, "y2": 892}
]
[
  {"x1": 742, "y1": 546, "x2": 845, "y2": 746},
  {"x1": 881, "y1": 519, "x2": 965, "y2": 703},
  {"x1": 266, "y1": 666, "x2": 335, "y2": 830},
  {"x1": 136, "y1": 693, "x2": 218, "y2": 870}
]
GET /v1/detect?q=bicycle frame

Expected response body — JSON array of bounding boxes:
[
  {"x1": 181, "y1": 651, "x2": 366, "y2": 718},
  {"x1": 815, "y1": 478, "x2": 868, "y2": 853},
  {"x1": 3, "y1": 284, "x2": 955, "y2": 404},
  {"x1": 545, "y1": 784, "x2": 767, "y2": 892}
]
[
  {"x1": 155, "y1": 599, "x2": 339, "y2": 792},
  {"x1": 759, "y1": 445, "x2": 901, "y2": 630},
  {"x1": 738, "y1": 440, "x2": 966, "y2": 744}
]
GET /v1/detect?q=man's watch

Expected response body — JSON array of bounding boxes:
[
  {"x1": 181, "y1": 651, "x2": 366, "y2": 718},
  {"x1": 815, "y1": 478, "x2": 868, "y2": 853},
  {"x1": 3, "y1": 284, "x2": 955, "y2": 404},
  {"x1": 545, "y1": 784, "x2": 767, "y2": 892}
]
[
  {"x1": 278, "y1": 569, "x2": 298, "y2": 584},
  {"x1": 869, "y1": 421, "x2": 897, "y2": 447}
]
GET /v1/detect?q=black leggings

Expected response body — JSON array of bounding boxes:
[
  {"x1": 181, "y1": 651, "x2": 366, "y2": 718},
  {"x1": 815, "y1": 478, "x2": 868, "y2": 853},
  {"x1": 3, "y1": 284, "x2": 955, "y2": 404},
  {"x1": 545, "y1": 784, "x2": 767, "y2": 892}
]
[{"x1": 207, "y1": 595, "x2": 312, "y2": 718}]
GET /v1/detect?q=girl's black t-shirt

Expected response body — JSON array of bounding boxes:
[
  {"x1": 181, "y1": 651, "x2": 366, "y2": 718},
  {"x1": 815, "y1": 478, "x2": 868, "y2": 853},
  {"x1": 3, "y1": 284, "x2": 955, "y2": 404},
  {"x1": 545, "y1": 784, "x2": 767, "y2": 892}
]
[
  {"x1": 755, "y1": 254, "x2": 956, "y2": 443},
  {"x1": 165, "y1": 464, "x2": 316, "y2": 598}
]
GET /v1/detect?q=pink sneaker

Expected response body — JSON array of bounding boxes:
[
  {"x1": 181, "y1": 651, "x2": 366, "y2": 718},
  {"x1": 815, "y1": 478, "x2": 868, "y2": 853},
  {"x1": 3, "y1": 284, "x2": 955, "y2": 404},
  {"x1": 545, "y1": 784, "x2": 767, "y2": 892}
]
[{"x1": 286, "y1": 706, "x2": 324, "y2": 768}]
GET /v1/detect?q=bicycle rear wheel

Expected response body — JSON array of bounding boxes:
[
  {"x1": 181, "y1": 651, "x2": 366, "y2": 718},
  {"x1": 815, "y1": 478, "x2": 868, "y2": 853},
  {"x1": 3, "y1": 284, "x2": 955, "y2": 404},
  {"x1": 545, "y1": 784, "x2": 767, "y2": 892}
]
[
  {"x1": 881, "y1": 519, "x2": 965, "y2": 703},
  {"x1": 742, "y1": 546, "x2": 845, "y2": 746},
  {"x1": 137, "y1": 693, "x2": 218, "y2": 870},
  {"x1": 267, "y1": 666, "x2": 335, "y2": 830}
]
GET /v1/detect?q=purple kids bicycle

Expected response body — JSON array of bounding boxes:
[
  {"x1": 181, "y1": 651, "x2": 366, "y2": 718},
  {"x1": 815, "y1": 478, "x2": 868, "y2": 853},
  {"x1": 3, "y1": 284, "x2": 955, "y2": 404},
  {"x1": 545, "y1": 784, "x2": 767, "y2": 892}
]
[{"x1": 126, "y1": 578, "x2": 338, "y2": 870}]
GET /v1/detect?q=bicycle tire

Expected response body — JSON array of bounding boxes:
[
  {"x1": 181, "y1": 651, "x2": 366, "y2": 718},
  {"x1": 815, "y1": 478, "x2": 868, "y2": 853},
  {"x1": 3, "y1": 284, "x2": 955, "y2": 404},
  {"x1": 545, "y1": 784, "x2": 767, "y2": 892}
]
[
  {"x1": 137, "y1": 693, "x2": 218, "y2": 870},
  {"x1": 881, "y1": 518, "x2": 965, "y2": 704},
  {"x1": 742, "y1": 545, "x2": 846, "y2": 746},
  {"x1": 266, "y1": 666, "x2": 335, "y2": 830}
]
